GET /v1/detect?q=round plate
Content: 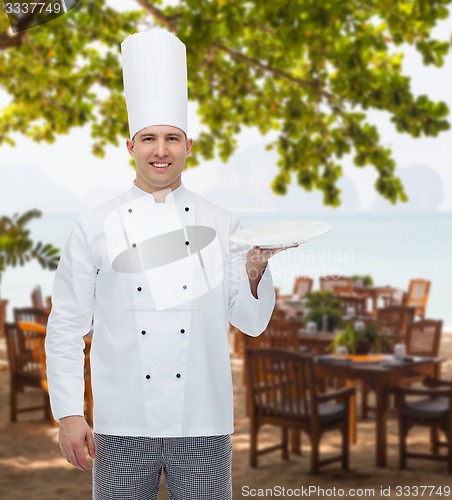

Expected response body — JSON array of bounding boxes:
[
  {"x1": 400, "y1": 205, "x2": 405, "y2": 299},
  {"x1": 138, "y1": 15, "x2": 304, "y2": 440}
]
[{"x1": 230, "y1": 220, "x2": 331, "y2": 249}]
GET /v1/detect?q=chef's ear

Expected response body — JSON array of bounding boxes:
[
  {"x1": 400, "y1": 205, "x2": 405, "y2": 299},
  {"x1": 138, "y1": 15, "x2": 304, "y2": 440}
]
[
  {"x1": 126, "y1": 138, "x2": 135, "y2": 157},
  {"x1": 186, "y1": 137, "x2": 193, "y2": 156}
]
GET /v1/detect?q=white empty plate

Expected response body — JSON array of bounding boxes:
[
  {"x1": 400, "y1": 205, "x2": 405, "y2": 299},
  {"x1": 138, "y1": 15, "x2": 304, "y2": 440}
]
[{"x1": 230, "y1": 220, "x2": 331, "y2": 249}]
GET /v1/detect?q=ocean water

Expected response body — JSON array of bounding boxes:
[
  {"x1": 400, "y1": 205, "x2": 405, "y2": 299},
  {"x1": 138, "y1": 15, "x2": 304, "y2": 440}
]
[{"x1": 1, "y1": 211, "x2": 451, "y2": 328}]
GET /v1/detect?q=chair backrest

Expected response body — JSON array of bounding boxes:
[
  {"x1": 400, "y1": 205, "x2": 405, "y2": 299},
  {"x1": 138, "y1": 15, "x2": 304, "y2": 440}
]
[
  {"x1": 406, "y1": 320, "x2": 442, "y2": 357},
  {"x1": 4, "y1": 322, "x2": 47, "y2": 384},
  {"x1": 405, "y1": 279, "x2": 430, "y2": 318},
  {"x1": 243, "y1": 318, "x2": 300, "y2": 351},
  {"x1": 319, "y1": 276, "x2": 353, "y2": 295},
  {"x1": 271, "y1": 307, "x2": 287, "y2": 320},
  {"x1": 245, "y1": 348, "x2": 318, "y2": 421},
  {"x1": 377, "y1": 305, "x2": 416, "y2": 341},
  {"x1": 31, "y1": 286, "x2": 44, "y2": 308},
  {"x1": 14, "y1": 307, "x2": 49, "y2": 326},
  {"x1": 293, "y1": 277, "x2": 313, "y2": 298},
  {"x1": 337, "y1": 294, "x2": 367, "y2": 317}
]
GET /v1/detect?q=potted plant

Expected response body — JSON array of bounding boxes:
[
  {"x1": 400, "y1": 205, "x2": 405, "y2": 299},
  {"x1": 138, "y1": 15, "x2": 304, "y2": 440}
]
[
  {"x1": 303, "y1": 290, "x2": 343, "y2": 332},
  {"x1": 352, "y1": 274, "x2": 374, "y2": 287},
  {"x1": 332, "y1": 320, "x2": 393, "y2": 354},
  {"x1": 0, "y1": 209, "x2": 60, "y2": 335}
]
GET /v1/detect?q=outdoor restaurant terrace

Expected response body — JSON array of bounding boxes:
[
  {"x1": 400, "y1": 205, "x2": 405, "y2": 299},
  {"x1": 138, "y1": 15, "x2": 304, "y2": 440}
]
[{"x1": 1, "y1": 276, "x2": 451, "y2": 499}]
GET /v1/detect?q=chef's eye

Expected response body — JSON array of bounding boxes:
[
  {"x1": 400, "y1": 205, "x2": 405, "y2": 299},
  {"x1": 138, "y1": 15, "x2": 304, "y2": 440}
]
[
  {"x1": 143, "y1": 137, "x2": 154, "y2": 141},
  {"x1": 167, "y1": 136, "x2": 179, "y2": 141}
]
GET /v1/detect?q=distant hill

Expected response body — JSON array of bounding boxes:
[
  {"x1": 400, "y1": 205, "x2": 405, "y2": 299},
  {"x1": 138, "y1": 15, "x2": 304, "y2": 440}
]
[
  {"x1": 82, "y1": 187, "x2": 127, "y2": 208},
  {"x1": 192, "y1": 142, "x2": 361, "y2": 213},
  {"x1": 0, "y1": 163, "x2": 88, "y2": 214},
  {"x1": 371, "y1": 164, "x2": 444, "y2": 212},
  {"x1": 2, "y1": 158, "x2": 440, "y2": 216}
]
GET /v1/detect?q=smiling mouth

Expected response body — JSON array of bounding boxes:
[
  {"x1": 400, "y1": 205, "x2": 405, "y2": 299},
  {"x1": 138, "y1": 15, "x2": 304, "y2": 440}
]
[{"x1": 151, "y1": 162, "x2": 171, "y2": 169}]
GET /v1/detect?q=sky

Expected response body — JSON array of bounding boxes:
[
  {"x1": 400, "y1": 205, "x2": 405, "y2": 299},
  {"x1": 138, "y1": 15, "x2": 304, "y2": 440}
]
[
  {"x1": 0, "y1": 3, "x2": 451, "y2": 326},
  {"x1": 0, "y1": 3, "x2": 451, "y2": 212}
]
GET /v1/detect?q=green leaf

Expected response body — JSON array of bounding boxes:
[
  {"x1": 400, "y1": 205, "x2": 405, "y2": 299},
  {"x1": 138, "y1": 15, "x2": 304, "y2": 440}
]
[
  {"x1": 0, "y1": 0, "x2": 450, "y2": 206},
  {"x1": 0, "y1": 209, "x2": 60, "y2": 292}
]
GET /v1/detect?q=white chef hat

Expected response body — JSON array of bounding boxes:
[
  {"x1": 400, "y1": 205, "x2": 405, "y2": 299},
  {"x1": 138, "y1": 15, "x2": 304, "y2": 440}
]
[{"x1": 121, "y1": 29, "x2": 188, "y2": 139}]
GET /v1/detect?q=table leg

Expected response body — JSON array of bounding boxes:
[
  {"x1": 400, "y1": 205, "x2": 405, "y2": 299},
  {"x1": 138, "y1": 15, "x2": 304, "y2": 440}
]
[
  {"x1": 370, "y1": 290, "x2": 377, "y2": 316},
  {"x1": 347, "y1": 380, "x2": 357, "y2": 444},
  {"x1": 375, "y1": 383, "x2": 389, "y2": 467},
  {"x1": 291, "y1": 429, "x2": 302, "y2": 455}
]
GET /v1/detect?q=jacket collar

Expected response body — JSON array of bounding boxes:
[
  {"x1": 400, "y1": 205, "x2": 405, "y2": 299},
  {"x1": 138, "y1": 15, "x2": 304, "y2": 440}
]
[{"x1": 131, "y1": 182, "x2": 186, "y2": 204}]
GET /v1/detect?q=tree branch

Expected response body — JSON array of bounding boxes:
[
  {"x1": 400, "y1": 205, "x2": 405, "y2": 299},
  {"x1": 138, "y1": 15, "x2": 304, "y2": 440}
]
[
  {"x1": 213, "y1": 43, "x2": 337, "y2": 102},
  {"x1": 134, "y1": 0, "x2": 178, "y2": 30},
  {"x1": 0, "y1": 9, "x2": 41, "y2": 50},
  {"x1": 135, "y1": 0, "x2": 339, "y2": 104},
  {"x1": 0, "y1": 30, "x2": 25, "y2": 50}
]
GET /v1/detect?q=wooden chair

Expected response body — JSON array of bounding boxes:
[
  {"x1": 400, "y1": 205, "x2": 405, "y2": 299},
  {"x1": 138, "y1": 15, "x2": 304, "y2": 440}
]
[
  {"x1": 380, "y1": 287, "x2": 406, "y2": 308},
  {"x1": 277, "y1": 277, "x2": 313, "y2": 319},
  {"x1": 293, "y1": 276, "x2": 313, "y2": 298},
  {"x1": 404, "y1": 279, "x2": 431, "y2": 319},
  {"x1": 30, "y1": 286, "x2": 44, "y2": 308},
  {"x1": 83, "y1": 336, "x2": 93, "y2": 426},
  {"x1": 278, "y1": 277, "x2": 313, "y2": 300},
  {"x1": 243, "y1": 318, "x2": 301, "y2": 352},
  {"x1": 376, "y1": 305, "x2": 416, "y2": 344},
  {"x1": 4, "y1": 322, "x2": 52, "y2": 423},
  {"x1": 243, "y1": 318, "x2": 301, "y2": 387},
  {"x1": 0, "y1": 298, "x2": 8, "y2": 338},
  {"x1": 31, "y1": 286, "x2": 52, "y2": 310},
  {"x1": 337, "y1": 294, "x2": 368, "y2": 319},
  {"x1": 245, "y1": 348, "x2": 354, "y2": 474},
  {"x1": 5, "y1": 321, "x2": 93, "y2": 426},
  {"x1": 14, "y1": 307, "x2": 49, "y2": 326},
  {"x1": 406, "y1": 320, "x2": 442, "y2": 358},
  {"x1": 361, "y1": 305, "x2": 416, "y2": 418},
  {"x1": 232, "y1": 310, "x2": 292, "y2": 357},
  {"x1": 242, "y1": 318, "x2": 305, "y2": 431},
  {"x1": 320, "y1": 276, "x2": 353, "y2": 295},
  {"x1": 394, "y1": 377, "x2": 452, "y2": 472},
  {"x1": 396, "y1": 320, "x2": 443, "y2": 389},
  {"x1": 230, "y1": 324, "x2": 244, "y2": 357},
  {"x1": 271, "y1": 307, "x2": 287, "y2": 320}
]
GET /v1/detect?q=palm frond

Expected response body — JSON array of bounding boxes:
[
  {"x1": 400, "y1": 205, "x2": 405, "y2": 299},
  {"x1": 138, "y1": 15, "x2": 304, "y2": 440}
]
[{"x1": 0, "y1": 209, "x2": 60, "y2": 289}]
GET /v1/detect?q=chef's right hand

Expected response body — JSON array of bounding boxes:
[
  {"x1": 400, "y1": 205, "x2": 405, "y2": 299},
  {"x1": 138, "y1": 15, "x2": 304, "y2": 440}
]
[{"x1": 58, "y1": 415, "x2": 96, "y2": 471}]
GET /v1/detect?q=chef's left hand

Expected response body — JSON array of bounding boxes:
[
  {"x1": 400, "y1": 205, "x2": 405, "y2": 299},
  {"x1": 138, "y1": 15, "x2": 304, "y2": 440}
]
[{"x1": 246, "y1": 245, "x2": 299, "y2": 280}]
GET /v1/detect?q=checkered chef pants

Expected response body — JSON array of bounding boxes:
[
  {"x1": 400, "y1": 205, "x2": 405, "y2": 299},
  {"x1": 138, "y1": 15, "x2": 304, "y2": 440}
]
[{"x1": 93, "y1": 433, "x2": 232, "y2": 500}]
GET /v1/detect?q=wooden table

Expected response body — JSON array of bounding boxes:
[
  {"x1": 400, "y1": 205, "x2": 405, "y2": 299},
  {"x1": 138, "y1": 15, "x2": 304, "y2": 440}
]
[
  {"x1": 353, "y1": 286, "x2": 398, "y2": 315},
  {"x1": 276, "y1": 298, "x2": 305, "y2": 320},
  {"x1": 315, "y1": 355, "x2": 443, "y2": 468},
  {"x1": 298, "y1": 331, "x2": 334, "y2": 353}
]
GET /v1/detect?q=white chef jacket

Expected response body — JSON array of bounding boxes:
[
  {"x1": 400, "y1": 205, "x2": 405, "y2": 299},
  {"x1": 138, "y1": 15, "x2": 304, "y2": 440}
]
[{"x1": 45, "y1": 183, "x2": 275, "y2": 437}]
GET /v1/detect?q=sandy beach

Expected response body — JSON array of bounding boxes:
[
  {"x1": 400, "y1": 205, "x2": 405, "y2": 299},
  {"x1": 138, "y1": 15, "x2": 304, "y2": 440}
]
[{"x1": 1, "y1": 332, "x2": 452, "y2": 500}]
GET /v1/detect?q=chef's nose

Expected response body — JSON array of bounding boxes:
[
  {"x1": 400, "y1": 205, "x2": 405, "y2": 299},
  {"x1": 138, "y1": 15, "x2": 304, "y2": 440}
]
[{"x1": 154, "y1": 139, "x2": 168, "y2": 158}]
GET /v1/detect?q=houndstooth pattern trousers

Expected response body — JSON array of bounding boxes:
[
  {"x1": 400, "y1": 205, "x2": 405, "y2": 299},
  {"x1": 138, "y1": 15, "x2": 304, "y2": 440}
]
[{"x1": 92, "y1": 433, "x2": 232, "y2": 500}]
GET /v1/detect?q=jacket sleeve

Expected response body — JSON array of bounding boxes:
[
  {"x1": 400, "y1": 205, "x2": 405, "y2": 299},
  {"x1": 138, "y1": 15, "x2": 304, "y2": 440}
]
[
  {"x1": 45, "y1": 220, "x2": 96, "y2": 421},
  {"x1": 227, "y1": 213, "x2": 275, "y2": 336}
]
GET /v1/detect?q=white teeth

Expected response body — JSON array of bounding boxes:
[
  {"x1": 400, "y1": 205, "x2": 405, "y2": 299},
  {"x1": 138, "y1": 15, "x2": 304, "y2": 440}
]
[{"x1": 153, "y1": 163, "x2": 169, "y2": 168}]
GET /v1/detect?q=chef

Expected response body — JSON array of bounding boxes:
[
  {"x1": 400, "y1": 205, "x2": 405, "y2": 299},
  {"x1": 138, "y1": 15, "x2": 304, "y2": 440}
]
[{"x1": 45, "y1": 29, "x2": 290, "y2": 500}]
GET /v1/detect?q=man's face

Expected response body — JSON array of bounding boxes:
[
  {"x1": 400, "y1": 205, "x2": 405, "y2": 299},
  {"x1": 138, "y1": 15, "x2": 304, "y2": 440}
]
[{"x1": 126, "y1": 125, "x2": 193, "y2": 194}]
